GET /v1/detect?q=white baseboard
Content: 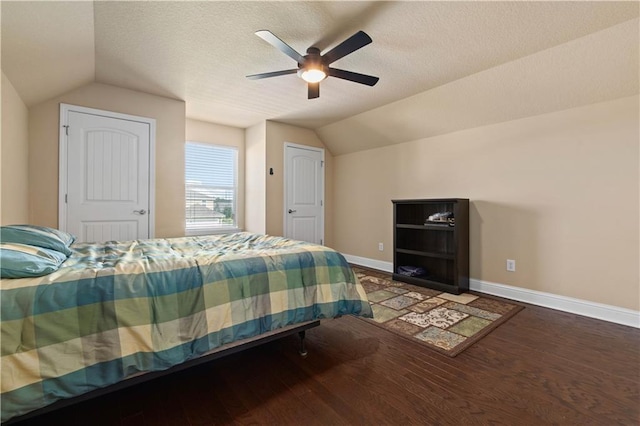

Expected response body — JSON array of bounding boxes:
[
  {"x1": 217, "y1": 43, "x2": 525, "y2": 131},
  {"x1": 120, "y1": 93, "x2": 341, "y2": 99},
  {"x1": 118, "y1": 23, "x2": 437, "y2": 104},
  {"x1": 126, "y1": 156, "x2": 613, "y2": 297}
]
[
  {"x1": 344, "y1": 253, "x2": 640, "y2": 329},
  {"x1": 470, "y1": 278, "x2": 639, "y2": 328},
  {"x1": 342, "y1": 254, "x2": 394, "y2": 273}
]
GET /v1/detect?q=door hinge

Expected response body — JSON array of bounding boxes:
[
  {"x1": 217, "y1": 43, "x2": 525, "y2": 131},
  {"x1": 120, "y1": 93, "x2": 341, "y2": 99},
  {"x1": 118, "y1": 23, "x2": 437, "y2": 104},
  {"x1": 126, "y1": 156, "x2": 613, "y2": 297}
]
[
  {"x1": 65, "y1": 194, "x2": 68, "y2": 203},
  {"x1": 63, "y1": 125, "x2": 69, "y2": 136},
  {"x1": 320, "y1": 160, "x2": 324, "y2": 167},
  {"x1": 320, "y1": 239, "x2": 323, "y2": 245},
  {"x1": 320, "y1": 200, "x2": 323, "y2": 206}
]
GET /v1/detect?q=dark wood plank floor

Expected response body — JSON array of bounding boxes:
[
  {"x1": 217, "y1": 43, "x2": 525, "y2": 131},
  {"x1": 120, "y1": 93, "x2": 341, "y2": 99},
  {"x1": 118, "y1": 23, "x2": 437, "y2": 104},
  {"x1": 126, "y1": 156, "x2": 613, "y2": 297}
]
[{"x1": 12, "y1": 301, "x2": 640, "y2": 425}]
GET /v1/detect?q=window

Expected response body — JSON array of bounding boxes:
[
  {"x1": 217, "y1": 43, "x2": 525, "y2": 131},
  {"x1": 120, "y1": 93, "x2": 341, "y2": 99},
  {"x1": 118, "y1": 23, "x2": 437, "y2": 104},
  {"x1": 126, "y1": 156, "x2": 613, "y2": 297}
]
[{"x1": 185, "y1": 142, "x2": 238, "y2": 234}]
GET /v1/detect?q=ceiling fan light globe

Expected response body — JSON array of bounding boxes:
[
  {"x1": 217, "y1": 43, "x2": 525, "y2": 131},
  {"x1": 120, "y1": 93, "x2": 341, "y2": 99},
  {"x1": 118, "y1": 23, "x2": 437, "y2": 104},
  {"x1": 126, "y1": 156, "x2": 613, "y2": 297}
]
[{"x1": 299, "y1": 69, "x2": 327, "y2": 83}]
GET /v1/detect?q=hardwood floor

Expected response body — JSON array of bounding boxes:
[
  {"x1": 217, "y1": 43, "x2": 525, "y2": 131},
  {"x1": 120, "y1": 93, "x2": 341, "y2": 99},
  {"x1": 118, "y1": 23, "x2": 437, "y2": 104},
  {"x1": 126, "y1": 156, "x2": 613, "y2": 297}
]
[{"x1": 12, "y1": 301, "x2": 640, "y2": 425}]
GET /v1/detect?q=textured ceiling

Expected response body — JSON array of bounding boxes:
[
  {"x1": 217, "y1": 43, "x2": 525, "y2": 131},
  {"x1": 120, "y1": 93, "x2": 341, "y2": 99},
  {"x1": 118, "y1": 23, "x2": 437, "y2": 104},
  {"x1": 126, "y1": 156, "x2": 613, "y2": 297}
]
[
  {"x1": 1, "y1": 1, "x2": 638, "y2": 154},
  {"x1": 1, "y1": 1, "x2": 95, "y2": 106},
  {"x1": 319, "y1": 18, "x2": 640, "y2": 155}
]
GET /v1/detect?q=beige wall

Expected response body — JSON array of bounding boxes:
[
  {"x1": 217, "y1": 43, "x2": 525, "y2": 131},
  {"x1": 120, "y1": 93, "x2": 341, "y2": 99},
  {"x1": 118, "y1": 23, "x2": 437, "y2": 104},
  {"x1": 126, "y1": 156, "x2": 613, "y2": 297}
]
[
  {"x1": 265, "y1": 121, "x2": 334, "y2": 247},
  {"x1": 1, "y1": 72, "x2": 30, "y2": 224},
  {"x1": 244, "y1": 121, "x2": 266, "y2": 234},
  {"x1": 333, "y1": 95, "x2": 639, "y2": 311},
  {"x1": 28, "y1": 82, "x2": 186, "y2": 237},
  {"x1": 186, "y1": 118, "x2": 245, "y2": 230}
]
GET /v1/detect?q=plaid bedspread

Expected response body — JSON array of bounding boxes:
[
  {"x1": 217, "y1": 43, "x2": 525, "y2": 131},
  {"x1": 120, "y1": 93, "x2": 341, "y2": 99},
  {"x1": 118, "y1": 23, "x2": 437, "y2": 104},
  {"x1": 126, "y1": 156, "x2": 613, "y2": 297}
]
[{"x1": 0, "y1": 232, "x2": 372, "y2": 421}]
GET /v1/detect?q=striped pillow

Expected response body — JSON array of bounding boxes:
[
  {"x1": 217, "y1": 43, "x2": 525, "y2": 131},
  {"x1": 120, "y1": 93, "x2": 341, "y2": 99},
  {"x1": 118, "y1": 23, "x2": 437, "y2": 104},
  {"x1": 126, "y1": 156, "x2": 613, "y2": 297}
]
[
  {"x1": 0, "y1": 243, "x2": 69, "y2": 278},
  {"x1": 0, "y1": 225, "x2": 75, "y2": 256}
]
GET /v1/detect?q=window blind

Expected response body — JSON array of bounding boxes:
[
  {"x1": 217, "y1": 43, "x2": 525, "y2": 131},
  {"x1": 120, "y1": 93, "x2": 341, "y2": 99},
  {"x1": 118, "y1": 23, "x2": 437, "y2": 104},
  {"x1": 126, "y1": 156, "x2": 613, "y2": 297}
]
[{"x1": 185, "y1": 142, "x2": 237, "y2": 230}]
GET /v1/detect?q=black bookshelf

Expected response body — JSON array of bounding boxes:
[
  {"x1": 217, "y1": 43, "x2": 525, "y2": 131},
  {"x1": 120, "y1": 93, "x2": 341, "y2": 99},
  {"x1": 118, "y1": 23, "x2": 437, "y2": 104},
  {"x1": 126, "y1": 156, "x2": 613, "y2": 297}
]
[{"x1": 392, "y1": 199, "x2": 469, "y2": 294}]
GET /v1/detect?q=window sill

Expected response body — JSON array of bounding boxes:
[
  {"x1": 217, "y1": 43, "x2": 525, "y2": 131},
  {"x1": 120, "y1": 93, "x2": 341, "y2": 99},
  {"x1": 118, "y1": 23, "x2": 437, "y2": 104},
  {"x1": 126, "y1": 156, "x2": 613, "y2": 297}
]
[{"x1": 185, "y1": 227, "x2": 242, "y2": 237}]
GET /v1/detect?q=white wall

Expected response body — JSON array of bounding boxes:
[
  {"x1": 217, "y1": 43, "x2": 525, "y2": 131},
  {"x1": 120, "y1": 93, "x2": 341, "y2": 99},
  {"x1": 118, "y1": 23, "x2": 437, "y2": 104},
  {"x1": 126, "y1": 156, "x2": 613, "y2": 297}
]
[
  {"x1": 1, "y1": 72, "x2": 29, "y2": 224},
  {"x1": 244, "y1": 121, "x2": 266, "y2": 234},
  {"x1": 333, "y1": 95, "x2": 639, "y2": 311}
]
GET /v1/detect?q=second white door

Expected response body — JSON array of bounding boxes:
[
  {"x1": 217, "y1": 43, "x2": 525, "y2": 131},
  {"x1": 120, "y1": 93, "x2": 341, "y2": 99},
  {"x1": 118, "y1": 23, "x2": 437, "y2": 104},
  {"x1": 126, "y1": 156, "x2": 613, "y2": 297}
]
[{"x1": 284, "y1": 143, "x2": 324, "y2": 245}]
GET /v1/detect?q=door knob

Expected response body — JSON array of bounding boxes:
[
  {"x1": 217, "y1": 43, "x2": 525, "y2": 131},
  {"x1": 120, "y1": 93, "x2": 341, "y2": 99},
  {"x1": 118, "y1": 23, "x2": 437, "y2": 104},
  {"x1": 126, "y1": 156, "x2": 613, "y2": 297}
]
[
  {"x1": 133, "y1": 209, "x2": 147, "y2": 215},
  {"x1": 288, "y1": 209, "x2": 297, "y2": 214}
]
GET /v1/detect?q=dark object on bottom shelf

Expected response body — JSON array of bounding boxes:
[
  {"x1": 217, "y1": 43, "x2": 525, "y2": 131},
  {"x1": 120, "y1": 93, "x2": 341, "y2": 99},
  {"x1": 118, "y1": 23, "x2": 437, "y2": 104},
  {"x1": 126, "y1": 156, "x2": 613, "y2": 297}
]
[
  {"x1": 392, "y1": 273, "x2": 462, "y2": 294},
  {"x1": 397, "y1": 265, "x2": 427, "y2": 277}
]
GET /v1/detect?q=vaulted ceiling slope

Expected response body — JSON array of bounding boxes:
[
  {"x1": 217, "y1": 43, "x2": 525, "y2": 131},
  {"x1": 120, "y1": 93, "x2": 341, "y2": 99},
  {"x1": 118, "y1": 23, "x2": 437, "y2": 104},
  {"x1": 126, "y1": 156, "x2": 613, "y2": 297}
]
[{"x1": 2, "y1": 1, "x2": 638, "y2": 154}]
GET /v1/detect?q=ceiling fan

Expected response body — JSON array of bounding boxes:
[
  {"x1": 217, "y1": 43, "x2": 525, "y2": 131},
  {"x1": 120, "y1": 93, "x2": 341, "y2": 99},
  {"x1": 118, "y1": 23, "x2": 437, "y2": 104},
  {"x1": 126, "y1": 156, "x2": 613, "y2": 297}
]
[{"x1": 247, "y1": 30, "x2": 379, "y2": 99}]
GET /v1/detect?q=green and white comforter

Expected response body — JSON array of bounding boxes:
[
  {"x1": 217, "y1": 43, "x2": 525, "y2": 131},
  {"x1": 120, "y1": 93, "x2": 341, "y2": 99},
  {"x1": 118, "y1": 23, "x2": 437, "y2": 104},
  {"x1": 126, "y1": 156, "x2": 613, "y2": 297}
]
[{"x1": 0, "y1": 232, "x2": 372, "y2": 421}]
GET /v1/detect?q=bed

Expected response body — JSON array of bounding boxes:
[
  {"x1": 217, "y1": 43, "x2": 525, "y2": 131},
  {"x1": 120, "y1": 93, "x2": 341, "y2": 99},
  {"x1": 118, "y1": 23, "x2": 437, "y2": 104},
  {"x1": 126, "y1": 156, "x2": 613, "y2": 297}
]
[{"x1": 0, "y1": 232, "x2": 372, "y2": 423}]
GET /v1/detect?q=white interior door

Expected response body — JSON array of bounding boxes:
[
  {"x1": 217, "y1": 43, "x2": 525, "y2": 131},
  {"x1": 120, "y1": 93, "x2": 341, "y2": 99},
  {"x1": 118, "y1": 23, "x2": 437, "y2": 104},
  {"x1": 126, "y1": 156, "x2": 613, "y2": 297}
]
[
  {"x1": 284, "y1": 143, "x2": 324, "y2": 245},
  {"x1": 61, "y1": 106, "x2": 154, "y2": 242}
]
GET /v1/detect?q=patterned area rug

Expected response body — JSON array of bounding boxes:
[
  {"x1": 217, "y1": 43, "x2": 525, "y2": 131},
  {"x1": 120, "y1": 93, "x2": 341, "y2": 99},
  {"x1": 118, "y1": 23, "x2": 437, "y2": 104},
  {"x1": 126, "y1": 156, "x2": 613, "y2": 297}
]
[{"x1": 353, "y1": 267, "x2": 524, "y2": 357}]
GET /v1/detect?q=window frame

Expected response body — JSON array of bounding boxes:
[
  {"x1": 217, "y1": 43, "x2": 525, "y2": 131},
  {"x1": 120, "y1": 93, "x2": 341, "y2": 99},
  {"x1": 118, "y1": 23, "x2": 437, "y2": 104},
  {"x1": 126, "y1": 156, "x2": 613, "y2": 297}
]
[{"x1": 184, "y1": 141, "x2": 240, "y2": 236}]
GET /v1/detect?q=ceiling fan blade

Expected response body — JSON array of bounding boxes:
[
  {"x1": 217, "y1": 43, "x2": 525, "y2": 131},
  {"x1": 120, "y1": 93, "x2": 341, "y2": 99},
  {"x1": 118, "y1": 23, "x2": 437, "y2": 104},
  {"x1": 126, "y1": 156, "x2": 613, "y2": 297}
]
[
  {"x1": 308, "y1": 82, "x2": 319, "y2": 99},
  {"x1": 246, "y1": 69, "x2": 298, "y2": 80},
  {"x1": 322, "y1": 31, "x2": 372, "y2": 65},
  {"x1": 255, "y1": 30, "x2": 305, "y2": 64},
  {"x1": 328, "y1": 68, "x2": 379, "y2": 86}
]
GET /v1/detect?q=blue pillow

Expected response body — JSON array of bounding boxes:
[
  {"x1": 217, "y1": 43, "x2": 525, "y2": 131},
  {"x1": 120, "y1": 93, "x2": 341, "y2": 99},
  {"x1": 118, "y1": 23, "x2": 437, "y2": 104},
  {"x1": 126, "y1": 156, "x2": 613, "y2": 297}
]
[
  {"x1": 0, "y1": 243, "x2": 69, "y2": 278},
  {"x1": 0, "y1": 225, "x2": 75, "y2": 256}
]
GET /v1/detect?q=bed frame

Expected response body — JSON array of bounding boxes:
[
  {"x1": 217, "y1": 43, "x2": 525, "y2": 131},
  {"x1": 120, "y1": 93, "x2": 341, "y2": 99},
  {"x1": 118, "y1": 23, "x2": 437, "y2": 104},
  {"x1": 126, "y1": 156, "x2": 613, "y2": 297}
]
[{"x1": 6, "y1": 320, "x2": 320, "y2": 424}]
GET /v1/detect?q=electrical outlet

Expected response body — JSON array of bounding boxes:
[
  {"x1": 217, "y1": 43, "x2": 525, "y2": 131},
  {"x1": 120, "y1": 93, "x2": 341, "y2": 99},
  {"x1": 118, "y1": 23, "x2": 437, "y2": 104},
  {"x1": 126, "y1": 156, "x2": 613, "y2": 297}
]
[
  {"x1": 378, "y1": 242, "x2": 384, "y2": 251},
  {"x1": 506, "y1": 259, "x2": 516, "y2": 272}
]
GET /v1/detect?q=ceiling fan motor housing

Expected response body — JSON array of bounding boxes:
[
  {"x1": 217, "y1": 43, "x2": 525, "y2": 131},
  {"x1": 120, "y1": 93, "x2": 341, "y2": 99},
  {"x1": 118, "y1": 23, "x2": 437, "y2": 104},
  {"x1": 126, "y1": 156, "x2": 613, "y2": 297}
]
[{"x1": 298, "y1": 47, "x2": 327, "y2": 79}]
